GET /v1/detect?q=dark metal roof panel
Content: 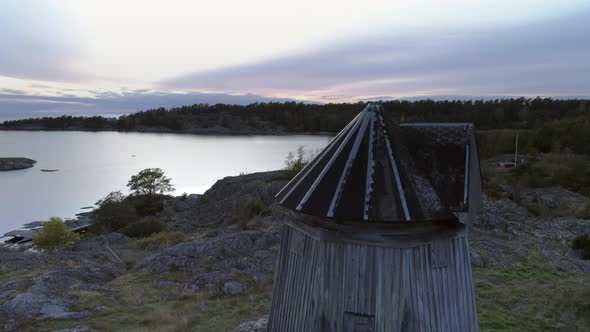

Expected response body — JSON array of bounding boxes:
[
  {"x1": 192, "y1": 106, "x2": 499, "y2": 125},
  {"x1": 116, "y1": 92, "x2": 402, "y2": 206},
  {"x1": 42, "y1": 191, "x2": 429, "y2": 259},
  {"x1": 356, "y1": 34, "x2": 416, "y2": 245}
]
[{"x1": 276, "y1": 103, "x2": 481, "y2": 223}]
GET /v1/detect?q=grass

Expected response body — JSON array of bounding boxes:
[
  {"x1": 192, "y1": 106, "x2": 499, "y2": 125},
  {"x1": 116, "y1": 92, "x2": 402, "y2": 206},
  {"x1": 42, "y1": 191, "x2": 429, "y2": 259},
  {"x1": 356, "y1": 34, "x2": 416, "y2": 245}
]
[
  {"x1": 69, "y1": 290, "x2": 111, "y2": 311},
  {"x1": 4, "y1": 262, "x2": 589, "y2": 331},
  {"x1": 10, "y1": 272, "x2": 272, "y2": 332},
  {"x1": 127, "y1": 231, "x2": 188, "y2": 250},
  {"x1": 475, "y1": 265, "x2": 590, "y2": 331},
  {"x1": 87, "y1": 273, "x2": 272, "y2": 332},
  {"x1": 575, "y1": 203, "x2": 590, "y2": 220}
]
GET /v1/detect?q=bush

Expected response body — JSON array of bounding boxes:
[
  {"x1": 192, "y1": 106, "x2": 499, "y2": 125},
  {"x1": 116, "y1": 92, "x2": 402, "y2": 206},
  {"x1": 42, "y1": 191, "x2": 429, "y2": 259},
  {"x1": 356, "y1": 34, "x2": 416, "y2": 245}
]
[
  {"x1": 91, "y1": 192, "x2": 168, "y2": 234},
  {"x1": 553, "y1": 159, "x2": 590, "y2": 196},
  {"x1": 572, "y1": 234, "x2": 590, "y2": 260},
  {"x1": 129, "y1": 195, "x2": 167, "y2": 217},
  {"x1": 119, "y1": 218, "x2": 164, "y2": 238},
  {"x1": 32, "y1": 217, "x2": 80, "y2": 250},
  {"x1": 92, "y1": 193, "x2": 140, "y2": 233},
  {"x1": 285, "y1": 146, "x2": 308, "y2": 172},
  {"x1": 576, "y1": 203, "x2": 590, "y2": 220}
]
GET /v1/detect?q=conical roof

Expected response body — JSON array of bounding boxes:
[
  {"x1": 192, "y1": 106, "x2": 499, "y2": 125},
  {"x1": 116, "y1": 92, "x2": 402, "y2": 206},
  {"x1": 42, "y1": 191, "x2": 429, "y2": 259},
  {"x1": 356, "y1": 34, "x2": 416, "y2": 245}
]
[{"x1": 276, "y1": 103, "x2": 481, "y2": 223}]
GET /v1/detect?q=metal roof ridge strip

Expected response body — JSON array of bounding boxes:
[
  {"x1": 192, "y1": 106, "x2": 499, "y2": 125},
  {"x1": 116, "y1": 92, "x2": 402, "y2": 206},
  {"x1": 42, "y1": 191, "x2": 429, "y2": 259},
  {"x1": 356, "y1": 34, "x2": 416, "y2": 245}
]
[
  {"x1": 363, "y1": 112, "x2": 376, "y2": 221},
  {"x1": 463, "y1": 144, "x2": 470, "y2": 206},
  {"x1": 399, "y1": 122, "x2": 473, "y2": 127},
  {"x1": 379, "y1": 114, "x2": 411, "y2": 222},
  {"x1": 327, "y1": 111, "x2": 372, "y2": 218},
  {"x1": 275, "y1": 110, "x2": 364, "y2": 202},
  {"x1": 295, "y1": 108, "x2": 368, "y2": 211}
]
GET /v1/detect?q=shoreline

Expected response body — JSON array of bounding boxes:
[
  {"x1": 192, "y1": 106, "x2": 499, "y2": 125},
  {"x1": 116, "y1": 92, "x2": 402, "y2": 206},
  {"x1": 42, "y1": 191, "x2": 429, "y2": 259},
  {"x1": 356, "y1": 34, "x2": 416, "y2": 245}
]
[
  {"x1": 0, "y1": 157, "x2": 37, "y2": 171},
  {"x1": 0, "y1": 127, "x2": 336, "y2": 137}
]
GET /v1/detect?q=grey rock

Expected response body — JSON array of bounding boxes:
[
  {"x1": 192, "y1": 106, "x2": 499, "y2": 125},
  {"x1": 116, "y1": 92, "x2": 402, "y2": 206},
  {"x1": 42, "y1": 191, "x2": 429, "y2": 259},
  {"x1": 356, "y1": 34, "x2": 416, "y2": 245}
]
[
  {"x1": 223, "y1": 281, "x2": 244, "y2": 295},
  {"x1": 470, "y1": 250, "x2": 484, "y2": 267},
  {"x1": 547, "y1": 260, "x2": 578, "y2": 272},
  {"x1": 0, "y1": 158, "x2": 36, "y2": 171},
  {"x1": 233, "y1": 317, "x2": 268, "y2": 332},
  {"x1": 158, "y1": 281, "x2": 181, "y2": 288},
  {"x1": 0, "y1": 290, "x2": 15, "y2": 302},
  {"x1": 93, "y1": 305, "x2": 110, "y2": 312},
  {"x1": 161, "y1": 171, "x2": 288, "y2": 232},
  {"x1": 475, "y1": 198, "x2": 528, "y2": 227},
  {"x1": 2, "y1": 319, "x2": 17, "y2": 331},
  {"x1": 0, "y1": 266, "x2": 120, "y2": 320},
  {"x1": 51, "y1": 327, "x2": 97, "y2": 332},
  {"x1": 72, "y1": 233, "x2": 132, "y2": 252},
  {"x1": 522, "y1": 187, "x2": 590, "y2": 216},
  {"x1": 138, "y1": 229, "x2": 280, "y2": 275}
]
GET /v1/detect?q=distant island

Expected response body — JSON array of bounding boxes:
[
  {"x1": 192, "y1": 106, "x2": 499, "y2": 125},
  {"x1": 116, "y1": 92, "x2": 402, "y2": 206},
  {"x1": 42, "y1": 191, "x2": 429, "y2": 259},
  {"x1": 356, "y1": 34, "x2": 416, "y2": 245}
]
[
  {"x1": 0, "y1": 158, "x2": 36, "y2": 171},
  {"x1": 2, "y1": 98, "x2": 590, "y2": 158}
]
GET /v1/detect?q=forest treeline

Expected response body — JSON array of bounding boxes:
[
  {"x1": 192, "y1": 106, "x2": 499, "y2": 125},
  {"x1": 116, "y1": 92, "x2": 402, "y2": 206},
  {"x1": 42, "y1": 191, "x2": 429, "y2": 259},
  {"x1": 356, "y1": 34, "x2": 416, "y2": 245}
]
[{"x1": 2, "y1": 98, "x2": 590, "y2": 157}]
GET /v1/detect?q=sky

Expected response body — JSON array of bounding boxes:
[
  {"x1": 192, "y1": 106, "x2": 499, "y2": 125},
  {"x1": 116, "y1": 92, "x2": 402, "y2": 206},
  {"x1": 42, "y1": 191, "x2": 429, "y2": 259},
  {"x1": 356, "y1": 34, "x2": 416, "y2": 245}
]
[{"x1": 1, "y1": 0, "x2": 589, "y2": 119}]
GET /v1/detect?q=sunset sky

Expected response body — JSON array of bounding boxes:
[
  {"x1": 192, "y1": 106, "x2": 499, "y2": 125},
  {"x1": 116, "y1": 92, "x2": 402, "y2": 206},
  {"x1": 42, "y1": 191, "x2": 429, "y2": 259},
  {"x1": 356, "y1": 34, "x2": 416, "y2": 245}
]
[{"x1": 1, "y1": 0, "x2": 589, "y2": 119}]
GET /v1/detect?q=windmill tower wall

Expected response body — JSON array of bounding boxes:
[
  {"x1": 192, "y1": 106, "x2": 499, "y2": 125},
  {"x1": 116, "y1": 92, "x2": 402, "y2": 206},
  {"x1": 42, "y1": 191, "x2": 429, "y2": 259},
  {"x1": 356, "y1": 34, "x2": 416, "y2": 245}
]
[
  {"x1": 268, "y1": 221, "x2": 478, "y2": 331},
  {"x1": 268, "y1": 104, "x2": 482, "y2": 331}
]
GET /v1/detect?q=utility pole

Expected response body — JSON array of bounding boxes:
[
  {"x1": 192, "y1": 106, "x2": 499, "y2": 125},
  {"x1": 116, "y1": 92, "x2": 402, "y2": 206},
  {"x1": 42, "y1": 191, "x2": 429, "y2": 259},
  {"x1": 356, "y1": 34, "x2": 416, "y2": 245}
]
[{"x1": 514, "y1": 133, "x2": 519, "y2": 166}]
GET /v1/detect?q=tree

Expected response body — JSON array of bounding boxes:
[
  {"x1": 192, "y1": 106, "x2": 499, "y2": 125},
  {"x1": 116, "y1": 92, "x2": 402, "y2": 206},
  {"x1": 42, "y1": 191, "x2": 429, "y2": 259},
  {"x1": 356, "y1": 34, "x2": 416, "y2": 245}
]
[
  {"x1": 92, "y1": 191, "x2": 138, "y2": 233},
  {"x1": 96, "y1": 190, "x2": 126, "y2": 207},
  {"x1": 32, "y1": 217, "x2": 80, "y2": 250},
  {"x1": 127, "y1": 168, "x2": 174, "y2": 196},
  {"x1": 284, "y1": 146, "x2": 308, "y2": 174}
]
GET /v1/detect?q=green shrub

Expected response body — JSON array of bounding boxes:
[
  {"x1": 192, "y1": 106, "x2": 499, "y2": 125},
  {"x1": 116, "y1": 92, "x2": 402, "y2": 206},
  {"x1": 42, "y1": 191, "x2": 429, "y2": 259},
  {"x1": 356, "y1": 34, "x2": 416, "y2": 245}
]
[
  {"x1": 572, "y1": 234, "x2": 590, "y2": 260},
  {"x1": 576, "y1": 203, "x2": 590, "y2": 220},
  {"x1": 128, "y1": 231, "x2": 188, "y2": 250},
  {"x1": 129, "y1": 194, "x2": 167, "y2": 217},
  {"x1": 244, "y1": 200, "x2": 272, "y2": 219},
  {"x1": 283, "y1": 146, "x2": 312, "y2": 178},
  {"x1": 553, "y1": 159, "x2": 590, "y2": 196},
  {"x1": 235, "y1": 199, "x2": 272, "y2": 229},
  {"x1": 119, "y1": 218, "x2": 164, "y2": 238},
  {"x1": 32, "y1": 217, "x2": 80, "y2": 250},
  {"x1": 92, "y1": 194, "x2": 140, "y2": 234},
  {"x1": 91, "y1": 191, "x2": 168, "y2": 234}
]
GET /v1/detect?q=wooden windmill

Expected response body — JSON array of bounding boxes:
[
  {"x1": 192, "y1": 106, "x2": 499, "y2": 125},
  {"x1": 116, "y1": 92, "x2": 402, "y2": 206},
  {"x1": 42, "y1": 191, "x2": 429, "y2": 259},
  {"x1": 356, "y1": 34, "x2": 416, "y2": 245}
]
[{"x1": 268, "y1": 103, "x2": 482, "y2": 331}]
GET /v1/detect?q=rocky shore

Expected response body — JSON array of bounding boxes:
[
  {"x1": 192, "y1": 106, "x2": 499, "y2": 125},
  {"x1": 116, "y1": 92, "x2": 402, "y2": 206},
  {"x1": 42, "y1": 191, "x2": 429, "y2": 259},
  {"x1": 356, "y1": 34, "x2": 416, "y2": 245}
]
[
  {"x1": 0, "y1": 158, "x2": 36, "y2": 171},
  {"x1": 0, "y1": 171, "x2": 589, "y2": 331}
]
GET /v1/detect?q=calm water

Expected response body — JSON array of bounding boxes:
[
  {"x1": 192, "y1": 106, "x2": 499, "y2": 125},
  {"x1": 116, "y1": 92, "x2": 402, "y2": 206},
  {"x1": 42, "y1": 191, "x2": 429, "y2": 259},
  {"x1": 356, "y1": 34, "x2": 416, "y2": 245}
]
[{"x1": 0, "y1": 131, "x2": 331, "y2": 234}]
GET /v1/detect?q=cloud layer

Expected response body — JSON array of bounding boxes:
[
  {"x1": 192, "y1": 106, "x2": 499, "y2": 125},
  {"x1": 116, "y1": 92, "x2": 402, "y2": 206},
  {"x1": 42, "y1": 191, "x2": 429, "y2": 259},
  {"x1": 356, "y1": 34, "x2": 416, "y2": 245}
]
[
  {"x1": 0, "y1": 1, "x2": 86, "y2": 82},
  {"x1": 0, "y1": 90, "x2": 300, "y2": 122},
  {"x1": 162, "y1": 9, "x2": 590, "y2": 101}
]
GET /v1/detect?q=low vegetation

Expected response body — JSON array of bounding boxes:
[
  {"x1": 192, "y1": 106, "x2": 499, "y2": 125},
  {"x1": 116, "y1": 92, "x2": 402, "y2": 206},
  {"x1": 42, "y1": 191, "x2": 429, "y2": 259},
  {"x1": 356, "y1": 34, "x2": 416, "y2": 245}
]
[
  {"x1": 572, "y1": 234, "x2": 590, "y2": 260},
  {"x1": 475, "y1": 264, "x2": 590, "y2": 331},
  {"x1": 91, "y1": 168, "x2": 174, "y2": 237},
  {"x1": 279, "y1": 145, "x2": 316, "y2": 179},
  {"x1": 575, "y1": 203, "x2": 590, "y2": 219},
  {"x1": 32, "y1": 217, "x2": 80, "y2": 250},
  {"x1": 13, "y1": 273, "x2": 273, "y2": 332},
  {"x1": 127, "y1": 231, "x2": 188, "y2": 250},
  {"x1": 482, "y1": 153, "x2": 590, "y2": 202}
]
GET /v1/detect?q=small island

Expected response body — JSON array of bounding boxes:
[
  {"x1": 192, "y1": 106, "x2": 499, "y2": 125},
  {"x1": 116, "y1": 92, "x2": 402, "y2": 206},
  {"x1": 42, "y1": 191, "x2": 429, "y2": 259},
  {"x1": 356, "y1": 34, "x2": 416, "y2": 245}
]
[{"x1": 0, "y1": 157, "x2": 37, "y2": 171}]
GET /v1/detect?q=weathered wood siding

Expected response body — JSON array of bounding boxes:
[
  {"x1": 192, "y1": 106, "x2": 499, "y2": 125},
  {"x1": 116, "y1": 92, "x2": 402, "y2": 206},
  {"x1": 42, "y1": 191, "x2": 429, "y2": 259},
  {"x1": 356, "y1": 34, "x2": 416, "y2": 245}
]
[
  {"x1": 268, "y1": 225, "x2": 478, "y2": 332},
  {"x1": 268, "y1": 226, "x2": 320, "y2": 332}
]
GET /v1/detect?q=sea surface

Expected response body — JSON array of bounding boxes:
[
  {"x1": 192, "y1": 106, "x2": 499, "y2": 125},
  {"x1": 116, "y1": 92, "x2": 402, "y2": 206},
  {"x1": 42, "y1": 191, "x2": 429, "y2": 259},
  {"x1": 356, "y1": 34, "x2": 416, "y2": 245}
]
[{"x1": 0, "y1": 131, "x2": 331, "y2": 234}]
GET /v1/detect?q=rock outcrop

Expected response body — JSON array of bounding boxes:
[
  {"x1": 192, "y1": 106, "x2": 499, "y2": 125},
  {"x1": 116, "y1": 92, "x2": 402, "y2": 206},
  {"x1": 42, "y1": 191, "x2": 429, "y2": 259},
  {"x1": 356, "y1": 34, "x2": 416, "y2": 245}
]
[
  {"x1": 1, "y1": 171, "x2": 589, "y2": 330},
  {"x1": 0, "y1": 158, "x2": 36, "y2": 171}
]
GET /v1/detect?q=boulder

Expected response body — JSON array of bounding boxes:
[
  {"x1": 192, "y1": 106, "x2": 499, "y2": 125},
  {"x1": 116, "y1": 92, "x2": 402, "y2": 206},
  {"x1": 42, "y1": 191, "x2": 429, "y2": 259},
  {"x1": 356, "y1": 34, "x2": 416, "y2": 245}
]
[
  {"x1": 233, "y1": 317, "x2": 268, "y2": 332},
  {"x1": 0, "y1": 158, "x2": 36, "y2": 171},
  {"x1": 223, "y1": 281, "x2": 244, "y2": 295},
  {"x1": 72, "y1": 233, "x2": 132, "y2": 252}
]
